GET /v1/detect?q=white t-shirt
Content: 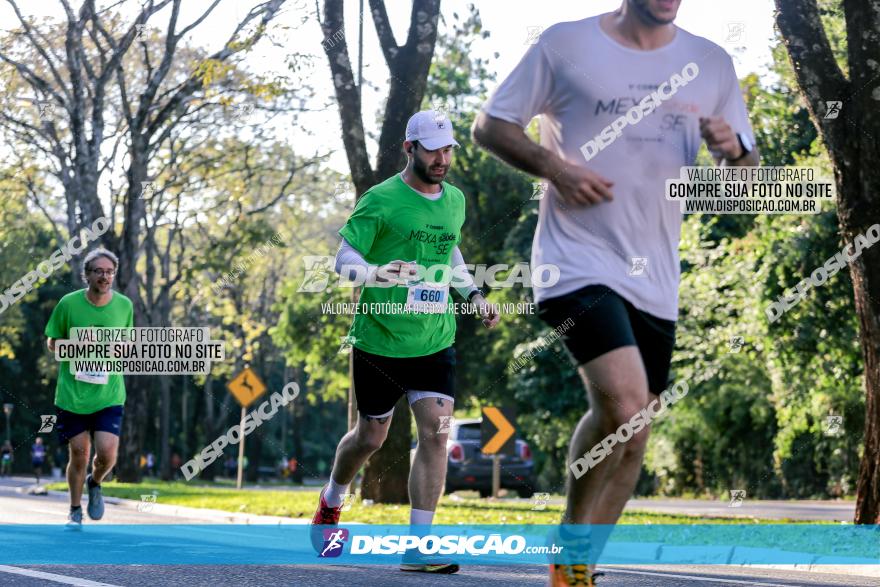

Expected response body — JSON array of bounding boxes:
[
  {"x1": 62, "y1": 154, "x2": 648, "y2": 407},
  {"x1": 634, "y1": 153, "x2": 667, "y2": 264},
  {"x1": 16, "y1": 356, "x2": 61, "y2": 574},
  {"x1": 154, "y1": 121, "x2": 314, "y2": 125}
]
[{"x1": 482, "y1": 15, "x2": 754, "y2": 320}]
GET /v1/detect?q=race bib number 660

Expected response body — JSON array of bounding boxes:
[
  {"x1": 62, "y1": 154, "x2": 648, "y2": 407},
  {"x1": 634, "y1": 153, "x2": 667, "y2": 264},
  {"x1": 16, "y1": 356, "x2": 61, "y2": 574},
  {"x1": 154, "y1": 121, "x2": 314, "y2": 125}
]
[{"x1": 404, "y1": 282, "x2": 449, "y2": 314}]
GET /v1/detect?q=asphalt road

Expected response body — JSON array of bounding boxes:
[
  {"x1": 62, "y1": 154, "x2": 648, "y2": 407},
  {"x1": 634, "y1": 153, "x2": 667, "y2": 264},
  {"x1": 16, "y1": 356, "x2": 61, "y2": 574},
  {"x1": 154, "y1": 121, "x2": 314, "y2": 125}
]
[
  {"x1": 0, "y1": 477, "x2": 875, "y2": 587},
  {"x1": 620, "y1": 499, "x2": 855, "y2": 522},
  {"x1": 2, "y1": 563, "x2": 878, "y2": 587}
]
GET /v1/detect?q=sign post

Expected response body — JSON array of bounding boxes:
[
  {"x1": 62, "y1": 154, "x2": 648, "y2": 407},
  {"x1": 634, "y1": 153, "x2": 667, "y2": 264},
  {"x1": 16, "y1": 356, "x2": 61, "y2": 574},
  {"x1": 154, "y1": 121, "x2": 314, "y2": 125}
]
[
  {"x1": 227, "y1": 366, "x2": 267, "y2": 489},
  {"x1": 236, "y1": 406, "x2": 246, "y2": 489},
  {"x1": 480, "y1": 406, "x2": 516, "y2": 498}
]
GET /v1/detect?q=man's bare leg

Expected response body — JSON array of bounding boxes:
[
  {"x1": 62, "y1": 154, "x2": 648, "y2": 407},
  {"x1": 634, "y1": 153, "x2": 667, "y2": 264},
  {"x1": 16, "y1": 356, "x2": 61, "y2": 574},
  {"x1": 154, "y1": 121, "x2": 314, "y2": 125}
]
[
  {"x1": 91, "y1": 431, "x2": 119, "y2": 484},
  {"x1": 67, "y1": 432, "x2": 90, "y2": 507},
  {"x1": 409, "y1": 396, "x2": 454, "y2": 513},
  {"x1": 401, "y1": 394, "x2": 459, "y2": 572},
  {"x1": 558, "y1": 346, "x2": 650, "y2": 576},
  {"x1": 590, "y1": 422, "x2": 651, "y2": 525},
  {"x1": 328, "y1": 413, "x2": 393, "y2": 490},
  {"x1": 564, "y1": 346, "x2": 650, "y2": 525}
]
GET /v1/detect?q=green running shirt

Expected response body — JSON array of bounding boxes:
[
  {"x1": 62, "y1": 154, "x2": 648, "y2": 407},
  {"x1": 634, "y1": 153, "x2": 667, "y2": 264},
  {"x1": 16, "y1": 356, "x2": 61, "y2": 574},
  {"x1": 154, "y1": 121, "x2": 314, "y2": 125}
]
[
  {"x1": 44, "y1": 289, "x2": 134, "y2": 414},
  {"x1": 339, "y1": 174, "x2": 466, "y2": 358}
]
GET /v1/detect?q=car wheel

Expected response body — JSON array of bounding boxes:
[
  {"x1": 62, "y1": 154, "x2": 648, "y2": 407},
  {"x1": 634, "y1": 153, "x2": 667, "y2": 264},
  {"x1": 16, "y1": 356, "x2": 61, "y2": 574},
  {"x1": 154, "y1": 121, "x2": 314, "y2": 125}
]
[
  {"x1": 478, "y1": 488, "x2": 492, "y2": 498},
  {"x1": 516, "y1": 487, "x2": 534, "y2": 498}
]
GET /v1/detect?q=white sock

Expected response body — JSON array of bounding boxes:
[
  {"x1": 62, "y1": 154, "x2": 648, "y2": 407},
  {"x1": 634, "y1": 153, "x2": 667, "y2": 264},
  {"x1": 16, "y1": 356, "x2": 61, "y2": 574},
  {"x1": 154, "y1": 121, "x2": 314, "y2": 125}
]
[
  {"x1": 409, "y1": 508, "x2": 435, "y2": 527},
  {"x1": 324, "y1": 478, "x2": 350, "y2": 508}
]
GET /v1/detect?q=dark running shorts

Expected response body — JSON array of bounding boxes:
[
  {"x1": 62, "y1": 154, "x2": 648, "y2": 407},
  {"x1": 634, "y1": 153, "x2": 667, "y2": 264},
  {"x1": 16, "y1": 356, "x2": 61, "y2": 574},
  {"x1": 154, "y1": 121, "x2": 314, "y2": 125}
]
[
  {"x1": 536, "y1": 284, "x2": 676, "y2": 395},
  {"x1": 352, "y1": 346, "x2": 456, "y2": 418},
  {"x1": 55, "y1": 405, "x2": 124, "y2": 444}
]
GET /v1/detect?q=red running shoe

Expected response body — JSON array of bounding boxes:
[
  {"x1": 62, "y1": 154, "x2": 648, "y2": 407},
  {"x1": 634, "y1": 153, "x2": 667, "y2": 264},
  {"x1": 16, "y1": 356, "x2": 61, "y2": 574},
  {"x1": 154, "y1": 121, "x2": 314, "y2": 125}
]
[{"x1": 310, "y1": 485, "x2": 344, "y2": 552}]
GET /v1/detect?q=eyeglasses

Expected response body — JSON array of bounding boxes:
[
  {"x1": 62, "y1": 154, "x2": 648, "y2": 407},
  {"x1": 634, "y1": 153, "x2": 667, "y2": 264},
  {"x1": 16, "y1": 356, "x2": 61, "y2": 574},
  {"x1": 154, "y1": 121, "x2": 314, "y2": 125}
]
[{"x1": 89, "y1": 269, "x2": 116, "y2": 277}]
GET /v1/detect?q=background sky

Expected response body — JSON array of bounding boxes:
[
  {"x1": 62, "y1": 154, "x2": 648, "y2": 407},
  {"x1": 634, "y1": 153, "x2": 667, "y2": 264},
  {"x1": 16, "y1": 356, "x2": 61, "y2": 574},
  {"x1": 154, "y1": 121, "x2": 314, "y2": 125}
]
[
  {"x1": 295, "y1": 0, "x2": 778, "y2": 172},
  {"x1": 0, "y1": 0, "x2": 779, "y2": 173}
]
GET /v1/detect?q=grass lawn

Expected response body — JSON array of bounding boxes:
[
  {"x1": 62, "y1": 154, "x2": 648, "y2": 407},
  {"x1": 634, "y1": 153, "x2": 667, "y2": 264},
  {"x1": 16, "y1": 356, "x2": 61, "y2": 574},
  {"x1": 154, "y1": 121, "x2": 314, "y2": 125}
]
[{"x1": 45, "y1": 480, "x2": 810, "y2": 525}]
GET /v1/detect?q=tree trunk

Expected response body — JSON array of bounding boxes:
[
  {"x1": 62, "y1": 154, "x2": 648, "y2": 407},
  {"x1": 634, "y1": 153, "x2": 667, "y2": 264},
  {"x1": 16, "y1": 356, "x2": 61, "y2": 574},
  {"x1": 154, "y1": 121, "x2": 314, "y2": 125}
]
[
  {"x1": 114, "y1": 143, "x2": 150, "y2": 482},
  {"x1": 775, "y1": 0, "x2": 880, "y2": 523},
  {"x1": 291, "y1": 367, "x2": 305, "y2": 484},
  {"x1": 851, "y1": 228, "x2": 880, "y2": 523},
  {"x1": 181, "y1": 375, "x2": 190, "y2": 463},
  {"x1": 159, "y1": 375, "x2": 171, "y2": 481},
  {"x1": 321, "y1": 0, "x2": 441, "y2": 504},
  {"x1": 246, "y1": 424, "x2": 262, "y2": 484},
  {"x1": 199, "y1": 373, "x2": 217, "y2": 482},
  {"x1": 360, "y1": 395, "x2": 411, "y2": 503}
]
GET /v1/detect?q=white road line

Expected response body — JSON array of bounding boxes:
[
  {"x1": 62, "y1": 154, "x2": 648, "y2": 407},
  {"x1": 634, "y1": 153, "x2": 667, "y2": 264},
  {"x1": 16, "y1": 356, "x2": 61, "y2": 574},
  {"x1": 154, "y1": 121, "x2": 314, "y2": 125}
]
[
  {"x1": 605, "y1": 568, "x2": 799, "y2": 586},
  {"x1": 0, "y1": 565, "x2": 123, "y2": 587}
]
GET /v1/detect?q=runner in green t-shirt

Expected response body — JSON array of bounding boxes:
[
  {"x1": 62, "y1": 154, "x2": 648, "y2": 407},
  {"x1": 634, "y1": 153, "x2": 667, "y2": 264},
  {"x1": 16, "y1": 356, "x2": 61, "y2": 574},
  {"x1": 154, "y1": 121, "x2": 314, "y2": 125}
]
[
  {"x1": 311, "y1": 110, "x2": 500, "y2": 574},
  {"x1": 45, "y1": 248, "x2": 133, "y2": 528}
]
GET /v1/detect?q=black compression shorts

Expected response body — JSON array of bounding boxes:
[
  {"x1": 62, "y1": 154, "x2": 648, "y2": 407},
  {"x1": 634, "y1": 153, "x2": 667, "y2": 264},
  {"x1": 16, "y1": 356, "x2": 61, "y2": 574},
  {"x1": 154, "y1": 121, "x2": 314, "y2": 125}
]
[
  {"x1": 351, "y1": 346, "x2": 456, "y2": 417},
  {"x1": 536, "y1": 284, "x2": 676, "y2": 395}
]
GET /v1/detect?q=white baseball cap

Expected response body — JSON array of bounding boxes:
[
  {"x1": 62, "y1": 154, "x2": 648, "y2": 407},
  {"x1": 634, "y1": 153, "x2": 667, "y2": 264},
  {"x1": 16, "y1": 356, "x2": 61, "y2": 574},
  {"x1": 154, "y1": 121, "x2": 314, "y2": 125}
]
[{"x1": 405, "y1": 110, "x2": 460, "y2": 150}]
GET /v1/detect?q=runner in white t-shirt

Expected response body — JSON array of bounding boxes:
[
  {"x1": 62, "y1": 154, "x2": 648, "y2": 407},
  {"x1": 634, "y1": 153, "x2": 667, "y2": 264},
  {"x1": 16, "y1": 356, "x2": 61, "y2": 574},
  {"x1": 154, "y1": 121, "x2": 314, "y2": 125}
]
[{"x1": 473, "y1": 2, "x2": 758, "y2": 585}]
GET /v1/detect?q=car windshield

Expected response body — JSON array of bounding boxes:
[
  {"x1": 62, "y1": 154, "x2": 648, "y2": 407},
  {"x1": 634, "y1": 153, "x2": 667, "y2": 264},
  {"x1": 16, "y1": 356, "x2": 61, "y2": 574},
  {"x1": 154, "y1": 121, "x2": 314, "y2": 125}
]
[{"x1": 456, "y1": 424, "x2": 481, "y2": 440}]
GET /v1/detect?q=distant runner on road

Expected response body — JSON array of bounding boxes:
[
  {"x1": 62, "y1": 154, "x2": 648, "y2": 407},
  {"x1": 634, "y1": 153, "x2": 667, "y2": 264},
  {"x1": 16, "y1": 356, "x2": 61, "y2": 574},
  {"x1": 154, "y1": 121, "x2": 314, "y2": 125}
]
[
  {"x1": 45, "y1": 248, "x2": 133, "y2": 529},
  {"x1": 310, "y1": 109, "x2": 500, "y2": 575}
]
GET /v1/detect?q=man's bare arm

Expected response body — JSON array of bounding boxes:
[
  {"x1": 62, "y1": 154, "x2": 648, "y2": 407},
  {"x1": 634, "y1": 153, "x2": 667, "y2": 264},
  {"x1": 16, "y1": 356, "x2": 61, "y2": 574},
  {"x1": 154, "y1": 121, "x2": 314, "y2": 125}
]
[
  {"x1": 46, "y1": 338, "x2": 54, "y2": 353},
  {"x1": 471, "y1": 113, "x2": 614, "y2": 207},
  {"x1": 699, "y1": 116, "x2": 760, "y2": 167},
  {"x1": 720, "y1": 148, "x2": 760, "y2": 168}
]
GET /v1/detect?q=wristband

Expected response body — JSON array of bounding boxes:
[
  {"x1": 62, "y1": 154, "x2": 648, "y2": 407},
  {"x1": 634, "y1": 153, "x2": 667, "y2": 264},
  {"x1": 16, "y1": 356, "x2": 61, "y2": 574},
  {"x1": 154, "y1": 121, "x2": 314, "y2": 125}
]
[{"x1": 467, "y1": 289, "x2": 483, "y2": 303}]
